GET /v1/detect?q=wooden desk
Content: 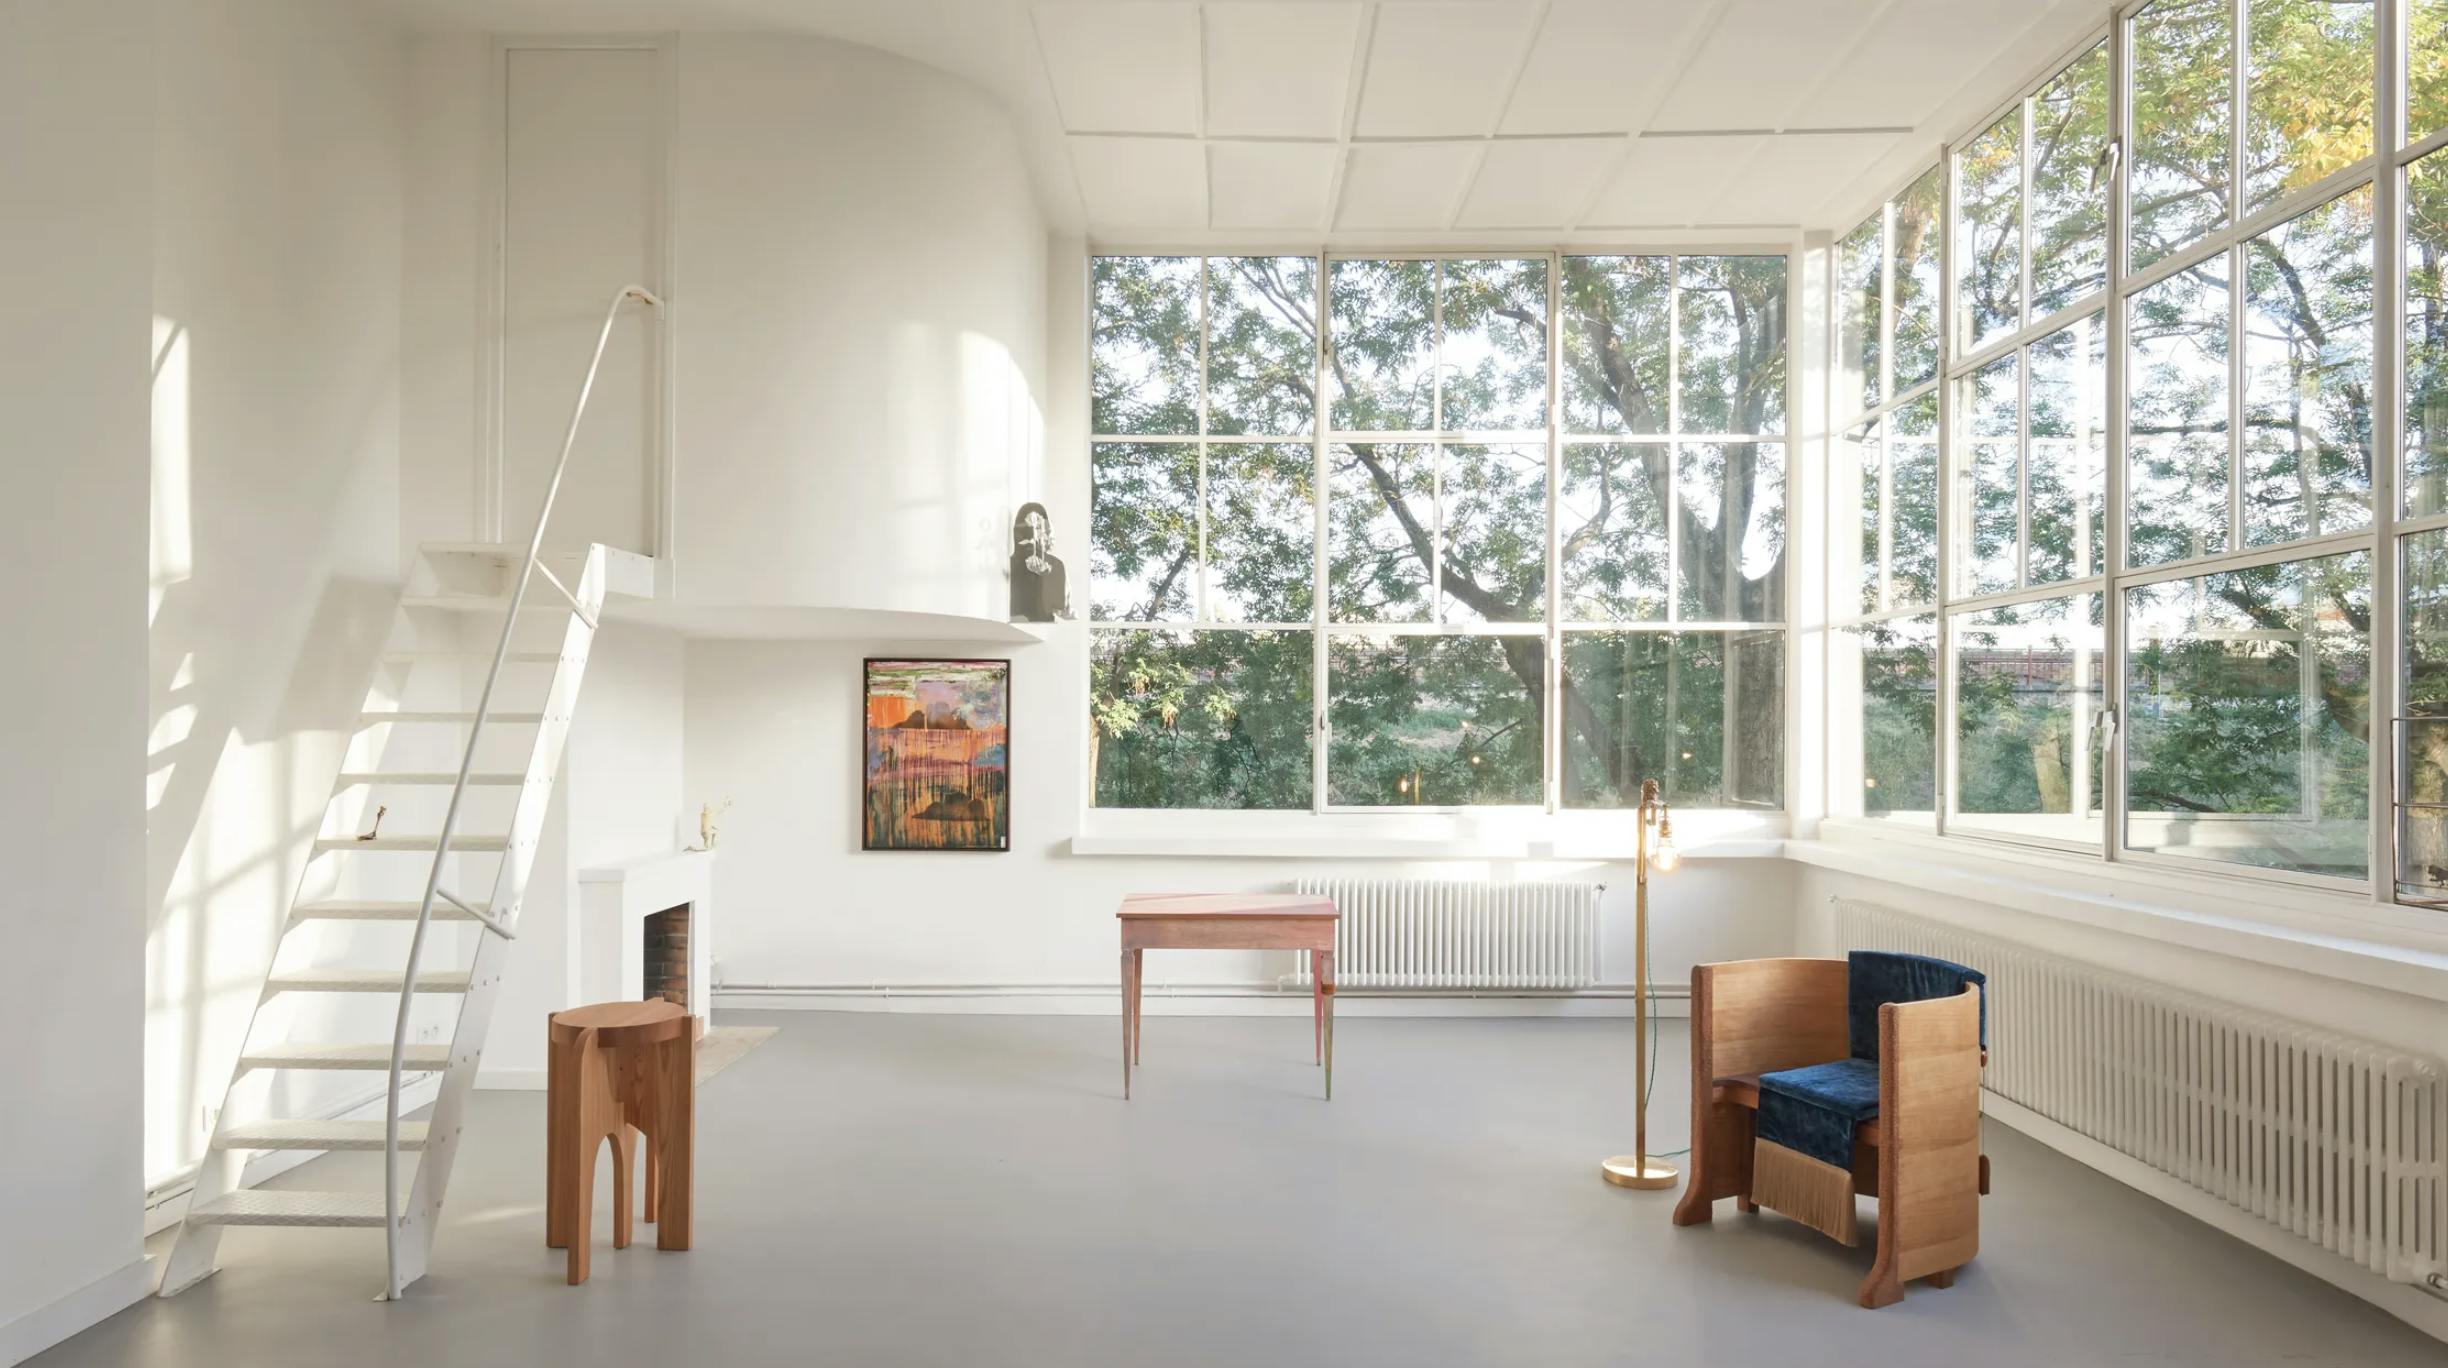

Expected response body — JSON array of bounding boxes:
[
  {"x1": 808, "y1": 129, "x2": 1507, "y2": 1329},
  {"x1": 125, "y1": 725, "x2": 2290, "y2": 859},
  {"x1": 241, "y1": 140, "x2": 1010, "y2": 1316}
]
[{"x1": 1117, "y1": 893, "x2": 1339, "y2": 1100}]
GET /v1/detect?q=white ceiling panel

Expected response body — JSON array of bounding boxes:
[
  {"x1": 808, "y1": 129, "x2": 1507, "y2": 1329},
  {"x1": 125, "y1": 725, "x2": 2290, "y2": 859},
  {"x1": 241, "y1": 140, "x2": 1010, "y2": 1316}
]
[
  {"x1": 1203, "y1": 2, "x2": 1366, "y2": 139},
  {"x1": 1795, "y1": 0, "x2": 2043, "y2": 129},
  {"x1": 1453, "y1": 138, "x2": 1619, "y2": 228},
  {"x1": 1208, "y1": 141, "x2": 1340, "y2": 230},
  {"x1": 1498, "y1": 1, "x2": 1699, "y2": 136},
  {"x1": 1034, "y1": 2, "x2": 1202, "y2": 133},
  {"x1": 1645, "y1": 0, "x2": 1879, "y2": 133},
  {"x1": 1700, "y1": 131, "x2": 1902, "y2": 223},
  {"x1": 1352, "y1": 2, "x2": 1543, "y2": 138},
  {"x1": 1333, "y1": 141, "x2": 1482, "y2": 229},
  {"x1": 1581, "y1": 135, "x2": 1764, "y2": 227},
  {"x1": 1070, "y1": 136, "x2": 1208, "y2": 228}
]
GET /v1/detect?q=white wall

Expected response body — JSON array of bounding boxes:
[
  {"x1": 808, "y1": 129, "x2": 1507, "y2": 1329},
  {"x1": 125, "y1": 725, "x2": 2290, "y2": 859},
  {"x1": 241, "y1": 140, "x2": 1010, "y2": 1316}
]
[
  {"x1": 684, "y1": 631, "x2": 1797, "y2": 1002},
  {"x1": 400, "y1": 31, "x2": 489, "y2": 566},
  {"x1": 484, "y1": 622, "x2": 688, "y2": 1086},
  {"x1": 145, "y1": 0, "x2": 407, "y2": 1187},
  {"x1": 403, "y1": 30, "x2": 1048, "y2": 621},
  {"x1": 669, "y1": 33, "x2": 1048, "y2": 617},
  {"x1": 0, "y1": 0, "x2": 155, "y2": 1357},
  {"x1": 501, "y1": 45, "x2": 663, "y2": 556}
]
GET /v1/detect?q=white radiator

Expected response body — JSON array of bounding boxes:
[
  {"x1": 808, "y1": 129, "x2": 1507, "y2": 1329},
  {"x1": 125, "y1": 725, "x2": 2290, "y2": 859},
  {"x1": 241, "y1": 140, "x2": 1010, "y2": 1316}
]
[
  {"x1": 1288, "y1": 879, "x2": 1601, "y2": 990},
  {"x1": 1835, "y1": 898, "x2": 2448, "y2": 1288}
]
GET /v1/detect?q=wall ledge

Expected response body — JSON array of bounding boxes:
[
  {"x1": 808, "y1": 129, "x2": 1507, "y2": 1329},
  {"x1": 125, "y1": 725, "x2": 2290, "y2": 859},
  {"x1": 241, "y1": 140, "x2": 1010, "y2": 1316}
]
[
  {"x1": 0, "y1": 1256, "x2": 155, "y2": 1365},
  {"x1": 1789, "y1": 828, "x2": 2448, "y2": 1003},
  {"x1": 1066, "y1": 832, "x2": 1786, "y2": 860}
]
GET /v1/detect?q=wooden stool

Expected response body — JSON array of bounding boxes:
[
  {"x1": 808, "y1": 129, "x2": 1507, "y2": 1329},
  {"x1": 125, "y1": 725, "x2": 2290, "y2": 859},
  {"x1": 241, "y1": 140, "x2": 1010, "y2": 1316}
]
[{"x1": 546, "y1": 1001, "x2": 697, "y2": 1284}]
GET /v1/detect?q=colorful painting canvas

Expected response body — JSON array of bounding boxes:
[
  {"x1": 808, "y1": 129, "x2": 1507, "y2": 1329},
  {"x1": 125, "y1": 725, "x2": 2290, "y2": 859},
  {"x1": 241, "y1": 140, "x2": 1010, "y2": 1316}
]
[{"x1": 862, "y1": 658, "x2": 1011, "y2": 852}]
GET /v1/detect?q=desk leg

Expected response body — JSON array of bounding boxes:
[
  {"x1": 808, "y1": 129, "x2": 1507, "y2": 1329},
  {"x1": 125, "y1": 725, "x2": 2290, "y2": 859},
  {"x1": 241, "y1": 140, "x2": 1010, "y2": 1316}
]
[
  {"x1": 1312, "y1": 955, "x2": 1323, "y2": 1066},
  {"x1": 1120, "y1": 950, "x2": 1132, "y2": 1100},
  {"x1": 1319, "y1": 950, "x2": 1335, "y2": 1101},
  {"x1": 1131, "y1": 948, "x2": 1144, "y2": 1065}
]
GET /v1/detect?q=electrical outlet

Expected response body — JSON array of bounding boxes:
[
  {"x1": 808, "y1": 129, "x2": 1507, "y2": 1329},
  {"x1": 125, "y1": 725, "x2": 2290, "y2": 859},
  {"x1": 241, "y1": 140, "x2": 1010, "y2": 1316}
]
[
  {"x1": 416, "y1": 1023, "x2": 444, "y2": 1044},
  {"x1": 199, "y1": 1105, "x2": 218, "y2": 1138}
]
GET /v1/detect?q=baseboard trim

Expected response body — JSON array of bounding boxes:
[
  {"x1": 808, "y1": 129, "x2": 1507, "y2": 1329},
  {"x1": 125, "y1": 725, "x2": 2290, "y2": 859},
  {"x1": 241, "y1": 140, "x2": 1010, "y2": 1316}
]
[
  {"x1": 475, "y1": 1069, "x2": 547, "y2": 1092},
  {"x1": 0, "y1": 1255, "x2": 155, "y2": 1367},
  {"x1": 713, "y1": 982, "x2": 1691, "y2": 1018},
  {"x1": 1982, "y1": 1092, "x2": 2448, "y2": 1344},
  {"x1": 143, "y1": 1075, "x2": 441, "y2": 1236}
]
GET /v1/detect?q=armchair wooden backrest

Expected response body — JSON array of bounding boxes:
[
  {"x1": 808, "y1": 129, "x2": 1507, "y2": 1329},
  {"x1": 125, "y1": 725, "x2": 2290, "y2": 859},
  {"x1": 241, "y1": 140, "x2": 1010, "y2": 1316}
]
[
  {"x1": 1865, "y1": 981, "x2": 1984, "y2": 1299},
  {"x1": 1677, "y1": 958, "x2": 1849, "y2": 1217}
]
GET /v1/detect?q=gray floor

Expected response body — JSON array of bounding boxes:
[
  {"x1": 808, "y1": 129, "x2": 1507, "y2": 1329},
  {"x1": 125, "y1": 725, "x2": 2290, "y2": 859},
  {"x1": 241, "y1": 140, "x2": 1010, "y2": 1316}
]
[{"x1": 41, "y1": 1012, "x2": 2444, "y2": 1367}]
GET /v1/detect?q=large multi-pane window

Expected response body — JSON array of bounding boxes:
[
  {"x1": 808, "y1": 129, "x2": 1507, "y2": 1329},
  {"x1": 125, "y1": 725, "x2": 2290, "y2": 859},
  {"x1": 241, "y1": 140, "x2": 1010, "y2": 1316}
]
[
  {"x1": 1091, "y1": 253, "x2": 1788, "y2": 812},
  {"x1": 1835, "y1": 161, "x2": 1952, "y2": 828},
  {"x1": 1830, "y1": 0, "x2": 2434, "y2": 899}
]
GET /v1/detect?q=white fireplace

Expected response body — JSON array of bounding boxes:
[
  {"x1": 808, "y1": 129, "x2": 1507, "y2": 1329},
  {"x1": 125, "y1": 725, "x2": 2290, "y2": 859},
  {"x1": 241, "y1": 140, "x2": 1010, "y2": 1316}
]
[{"x1": 578, "y1": 849, "x2": 716, "y2": 1031}]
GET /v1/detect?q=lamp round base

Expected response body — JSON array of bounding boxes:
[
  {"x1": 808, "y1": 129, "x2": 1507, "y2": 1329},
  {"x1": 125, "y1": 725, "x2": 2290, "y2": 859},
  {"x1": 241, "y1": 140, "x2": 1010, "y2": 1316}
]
[{"x1": 1600, "y1": 1155, "x2": 1680, "y2": 1190}]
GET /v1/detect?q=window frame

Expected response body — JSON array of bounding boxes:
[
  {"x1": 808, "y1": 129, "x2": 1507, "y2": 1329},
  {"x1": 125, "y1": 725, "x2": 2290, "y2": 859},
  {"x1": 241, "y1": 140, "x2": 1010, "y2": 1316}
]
[
  {"x1": 1088, "y1": 244, "x2": 1799, "y2": 819},
  {"x1": 1825, "y1": 0, "x2": 2416, "y2": 906}
]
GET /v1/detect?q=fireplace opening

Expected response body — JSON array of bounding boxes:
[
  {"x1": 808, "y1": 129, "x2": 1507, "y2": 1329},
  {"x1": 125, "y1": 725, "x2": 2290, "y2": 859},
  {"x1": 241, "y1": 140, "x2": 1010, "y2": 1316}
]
[{"x1": 643, "y1": 903, "x2": 691, "y2": 1009}]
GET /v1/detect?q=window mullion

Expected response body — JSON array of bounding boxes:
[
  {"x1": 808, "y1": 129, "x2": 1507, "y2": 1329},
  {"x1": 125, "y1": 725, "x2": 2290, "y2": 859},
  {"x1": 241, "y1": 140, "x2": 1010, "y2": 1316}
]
[
  {"x1": 1312, "y1": 252, "x2": 1330, "y2": 815},
  {"x1": 2377, "y1": 0, "x2": 2406, "y2": 903},
  {"x1": 2105, "y1": 5, "x2": 2134, "y2": 867},
  {"x1": 1936, "y1": 147, "x2": 1959, "y2": 831},
  {"x1": 2227, "y1": 240, "x2": 2247, "y2": 556},
  {"x1": 1197, "y1": 259, "x2": 1212, "y2": 624},
  {"x1": 1432, "y1": 261, "x2": 1446, "y2": 625},
  {"x1": 1545, "y1": 252, "x2": 1562, "y2": 815},
  {"x1": 1668, "y1": 255, "x2": 1684, "y2": 626},
  {"x1": 2018, "y1": 89, "x2": 2036, "y2": 592}
]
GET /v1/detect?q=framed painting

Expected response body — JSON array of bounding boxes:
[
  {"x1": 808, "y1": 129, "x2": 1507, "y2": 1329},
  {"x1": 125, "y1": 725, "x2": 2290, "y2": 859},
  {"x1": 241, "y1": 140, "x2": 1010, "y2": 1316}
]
[{"x1": 862, "y1": 658, "x2": 1011, "y2": 852}]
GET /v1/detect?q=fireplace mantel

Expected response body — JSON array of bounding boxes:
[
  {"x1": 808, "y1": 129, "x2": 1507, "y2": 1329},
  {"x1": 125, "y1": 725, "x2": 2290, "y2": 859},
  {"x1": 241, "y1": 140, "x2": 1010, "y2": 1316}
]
[{"x1": 578, "y1": 849, "x2": 716, "y2": 1029}]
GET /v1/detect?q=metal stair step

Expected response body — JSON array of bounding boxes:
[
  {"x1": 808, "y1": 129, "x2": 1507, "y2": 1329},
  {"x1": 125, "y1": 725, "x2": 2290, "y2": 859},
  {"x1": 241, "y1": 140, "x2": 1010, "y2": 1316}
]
[
  {"x1": 216, "y1": 1121, "x2": 428, "y2": 1152},
  {"x1": 290, "y1": 899, "x2": 488, "y2": 922},
  {"x1": 313, "y1": 834, "x2": 510, "y2": 854},
  {"x1": 336, "y1": 771, "x2": 528, "y2": 787},
  {"x1": 266, "y1": 968, "x2": 473, "y2": 994},
  {"x1": 400, "y1": 594, "x2": 569, "y2": 614},
  {"x1": 185, "y1": 1189, "x2": 394, "y2": 1228},
  {"x1": 240, "y1": 1043, "x2": 451, "y2": 1072},
  {"x1": 380, "y1": 650, "x2": 562, "y2": 664},
  {"x1": 356, "y1": 710, "x2": 545, "y2": 726}
]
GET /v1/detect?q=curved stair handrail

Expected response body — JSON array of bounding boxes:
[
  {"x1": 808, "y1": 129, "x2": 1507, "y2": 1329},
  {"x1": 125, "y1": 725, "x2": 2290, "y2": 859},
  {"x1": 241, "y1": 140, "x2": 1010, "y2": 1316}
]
[{"x1": 382, "y1": 283, "x2": 662, "y2": 1299}]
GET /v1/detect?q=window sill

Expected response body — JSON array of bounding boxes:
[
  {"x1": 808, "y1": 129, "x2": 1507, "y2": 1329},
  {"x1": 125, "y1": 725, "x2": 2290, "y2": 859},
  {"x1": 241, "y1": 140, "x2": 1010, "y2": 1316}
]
[
  {"x1": 1791, "y1": 820, "x2": 2448, "y2": 1003},
  {"x1": 1068, "y1": 810, "x2": 1789, "y2": 862}
]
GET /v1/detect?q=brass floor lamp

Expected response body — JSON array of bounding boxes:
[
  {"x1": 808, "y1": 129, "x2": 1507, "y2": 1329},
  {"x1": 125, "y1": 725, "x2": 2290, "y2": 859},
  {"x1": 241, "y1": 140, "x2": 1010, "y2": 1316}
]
[{"x1": 1601, "y1": 777, "x2": 1680, "y2": 1190}]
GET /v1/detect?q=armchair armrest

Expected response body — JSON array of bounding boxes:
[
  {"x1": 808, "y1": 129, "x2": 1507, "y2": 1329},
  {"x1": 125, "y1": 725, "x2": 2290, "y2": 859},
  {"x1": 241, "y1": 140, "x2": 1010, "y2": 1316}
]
[
  {"x1": 1674, "y1": 958, "x2": 1849, "y2": 1224},
  {"x1": 1862, "y1": 982, "x2": 1984, "y2": 1304}
]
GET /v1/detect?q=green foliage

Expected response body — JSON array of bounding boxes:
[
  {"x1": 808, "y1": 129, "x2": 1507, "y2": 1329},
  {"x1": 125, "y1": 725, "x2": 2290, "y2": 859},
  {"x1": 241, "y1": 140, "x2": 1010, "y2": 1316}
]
[
  {"x1": 1859, "y1": 618, "x2": 1939, "y2": 815},
  {"x1": 2124, "y1": 553, "x2": 2371, "y2": 876},
  {"x1": 1089, "y1": 630, "x2": 1311, "y2": 809},
  {"x1": 1087, "y1": 252, "x2": 1787, "y2": 809}
]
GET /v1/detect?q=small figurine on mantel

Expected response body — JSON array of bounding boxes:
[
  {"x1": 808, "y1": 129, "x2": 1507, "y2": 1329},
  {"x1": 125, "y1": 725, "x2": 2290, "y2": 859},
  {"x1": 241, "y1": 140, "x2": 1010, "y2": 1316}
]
[
  {"x1": 1009, "y1": 502, "x2": 1070, "y2": 622},
  {"x1": 688, "y1": 800, "x2": 732, "y2": 853}
]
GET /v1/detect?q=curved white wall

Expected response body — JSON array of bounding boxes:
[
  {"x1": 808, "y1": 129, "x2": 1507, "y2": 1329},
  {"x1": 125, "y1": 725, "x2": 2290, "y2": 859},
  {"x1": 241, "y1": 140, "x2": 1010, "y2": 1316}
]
[{"x1": 672, "y1": 34, "x2": 1050, "y2": 619}]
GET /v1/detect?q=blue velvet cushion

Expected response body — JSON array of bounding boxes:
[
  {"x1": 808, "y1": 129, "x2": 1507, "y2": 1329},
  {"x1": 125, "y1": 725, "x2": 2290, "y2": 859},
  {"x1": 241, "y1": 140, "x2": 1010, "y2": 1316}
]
[
  {"x1": 1756, "y1": 1058, "x2": 1880, "y2": 1169},
  {"x1": 1846, "y1": 950, "x2": 1986, "y2": 1061}
]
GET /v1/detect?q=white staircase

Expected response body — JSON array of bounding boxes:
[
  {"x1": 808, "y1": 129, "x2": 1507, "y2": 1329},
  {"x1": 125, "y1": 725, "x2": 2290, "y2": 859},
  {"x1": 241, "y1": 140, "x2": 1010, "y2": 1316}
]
[{"x1": 159, "y1": 285, "x2": 661, "y2": 1300}]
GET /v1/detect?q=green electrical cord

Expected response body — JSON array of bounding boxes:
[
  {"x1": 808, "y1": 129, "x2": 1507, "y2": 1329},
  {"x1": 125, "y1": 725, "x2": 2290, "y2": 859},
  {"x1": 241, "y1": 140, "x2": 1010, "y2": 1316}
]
[{"x1": 1638, "y1": 899, "x2": 1692, "y2": 1161}]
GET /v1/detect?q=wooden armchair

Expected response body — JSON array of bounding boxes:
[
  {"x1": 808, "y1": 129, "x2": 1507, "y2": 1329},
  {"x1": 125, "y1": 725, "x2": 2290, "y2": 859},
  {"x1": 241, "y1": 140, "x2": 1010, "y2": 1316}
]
[{"x1": 1671, "y1": 953, "x2": 1988, "y2": 1308}]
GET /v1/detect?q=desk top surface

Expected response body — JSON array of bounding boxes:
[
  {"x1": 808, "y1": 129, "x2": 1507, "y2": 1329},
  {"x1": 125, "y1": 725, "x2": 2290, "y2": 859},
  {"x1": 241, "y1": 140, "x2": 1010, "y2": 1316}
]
[{"x1": 1117, "y1": 892, "x2": 1338, "y2": 919}]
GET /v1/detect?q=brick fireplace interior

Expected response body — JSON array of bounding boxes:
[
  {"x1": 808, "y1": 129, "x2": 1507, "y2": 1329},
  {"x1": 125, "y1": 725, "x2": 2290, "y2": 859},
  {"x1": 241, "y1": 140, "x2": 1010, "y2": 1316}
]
[{"x1": 642, "y1": 903, "x2": 691, "y2": 1009}]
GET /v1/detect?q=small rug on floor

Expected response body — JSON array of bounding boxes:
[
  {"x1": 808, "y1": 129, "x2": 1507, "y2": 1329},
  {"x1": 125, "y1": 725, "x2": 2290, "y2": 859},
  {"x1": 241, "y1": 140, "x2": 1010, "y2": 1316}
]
[{"x1": 696, "y1": 1025, "x2": 778, "y2": 1084}]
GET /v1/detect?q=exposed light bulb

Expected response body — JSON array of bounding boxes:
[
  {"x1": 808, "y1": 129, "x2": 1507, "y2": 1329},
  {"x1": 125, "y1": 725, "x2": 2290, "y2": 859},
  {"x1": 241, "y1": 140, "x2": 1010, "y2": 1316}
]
[{"x1": 1650, "y1": 838, "x2": 1681, "y2": 874}]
